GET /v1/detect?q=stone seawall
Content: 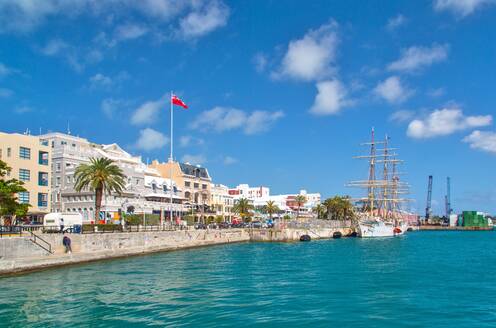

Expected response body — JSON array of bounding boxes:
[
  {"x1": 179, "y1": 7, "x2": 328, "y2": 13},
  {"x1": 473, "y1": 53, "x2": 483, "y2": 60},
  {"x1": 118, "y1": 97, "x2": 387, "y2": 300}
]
[
  {"x1": 249, "y1": 227, "x2": 352, "y2": 242},
  {"x1": 0, "y1": 227, "x2": 349, "y2": 275}
]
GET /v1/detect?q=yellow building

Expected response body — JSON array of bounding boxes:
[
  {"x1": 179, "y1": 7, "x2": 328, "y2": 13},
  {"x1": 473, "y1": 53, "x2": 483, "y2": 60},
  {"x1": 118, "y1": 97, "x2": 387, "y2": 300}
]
[
  {"x1": 0, "y1": 132, "x2": 51, "y2": 222},
  {"x1": 149, "y1": 160, "x2": 212, "y2": 219}
]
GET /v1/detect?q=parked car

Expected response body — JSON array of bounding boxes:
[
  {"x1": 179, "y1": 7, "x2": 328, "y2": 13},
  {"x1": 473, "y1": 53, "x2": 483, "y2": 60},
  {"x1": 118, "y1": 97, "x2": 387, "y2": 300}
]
[
  {"x1": 251, "y1": 221, "x2": 262, "y2": 228},
  {"x1": 194, "y1": 223, "x2": 208, "y2": 230}
]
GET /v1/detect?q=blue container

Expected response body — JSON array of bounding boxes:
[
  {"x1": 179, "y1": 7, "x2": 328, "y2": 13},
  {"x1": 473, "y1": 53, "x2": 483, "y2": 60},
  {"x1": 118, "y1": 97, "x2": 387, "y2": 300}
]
[{"x1": 73, "y1": 225, "x2": 82, "y2": 234}]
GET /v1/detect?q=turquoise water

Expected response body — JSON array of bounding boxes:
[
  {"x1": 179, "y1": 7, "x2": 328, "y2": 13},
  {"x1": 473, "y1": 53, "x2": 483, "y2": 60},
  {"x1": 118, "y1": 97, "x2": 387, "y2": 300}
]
[{"x1": 1, "y1": 231, "x2": 495, "y2": 327}]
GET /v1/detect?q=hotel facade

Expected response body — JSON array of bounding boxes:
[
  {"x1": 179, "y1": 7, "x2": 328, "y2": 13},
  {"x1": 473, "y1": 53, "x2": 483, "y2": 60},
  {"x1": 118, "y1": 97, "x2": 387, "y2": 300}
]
[{"x1": 0, "y1": 132, "x2": 51, "y2": 222}]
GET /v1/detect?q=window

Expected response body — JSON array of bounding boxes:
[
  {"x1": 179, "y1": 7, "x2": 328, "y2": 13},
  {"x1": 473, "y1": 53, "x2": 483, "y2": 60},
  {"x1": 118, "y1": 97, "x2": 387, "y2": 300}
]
[
  {"x1": 194, "y1": 183, "x2": 199, "y2": 189},
  {"x1": 40, "y1": 139, "x2": 49, "y2": 146},
  {"x1": 163, "y1": 185, "x2": 168, "y2": 192},
  {"x1": 7, "y1": 147, "x2": 11, "y2": 157},
  {"x1": 38, "y1": 193, "x2": 48, "y2": 207},
  {"x1": 202, "y1": 184, "x2": 207, "y2": 190},
  {"x1": 56, "y1": 162, "x2": 61, "y2": 172},
  {"x1": 185, "y1": 181, "x2": 190, "y2": 187},
  {"x1": 56, "y1": 176, "x2": 61, "y2": 186},
  {"x1": 18, "y1": 191, "x2": 30, "y2": 204},
  {"x1": 19, "y1": 147, "x2": 31, "y2": 159},
  {"x1": 39, "y1": 151, "x2": 49, "y2": 165},
  {"x1": 38, "y1": 172, "x2": 49, "y2": 186},
  {"x1": 19, "y1": 169, "x2": 30, "y2": 181}
]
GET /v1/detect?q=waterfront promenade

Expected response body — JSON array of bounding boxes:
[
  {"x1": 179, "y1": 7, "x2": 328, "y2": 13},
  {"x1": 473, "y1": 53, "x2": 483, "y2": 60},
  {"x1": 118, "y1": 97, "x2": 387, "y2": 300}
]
[{"x1": 0, "y1": 224, "x2": 351, "y2": 275}]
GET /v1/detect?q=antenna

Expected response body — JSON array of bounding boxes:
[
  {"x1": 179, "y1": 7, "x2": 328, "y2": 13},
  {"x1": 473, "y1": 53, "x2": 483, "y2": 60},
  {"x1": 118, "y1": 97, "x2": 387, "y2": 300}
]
[
  {"x1": 426, "y1": 175, "x2": 433, "y2": 219},
  {"x1": 67, "y1": 121, "x2": 71, "y2": 135}
]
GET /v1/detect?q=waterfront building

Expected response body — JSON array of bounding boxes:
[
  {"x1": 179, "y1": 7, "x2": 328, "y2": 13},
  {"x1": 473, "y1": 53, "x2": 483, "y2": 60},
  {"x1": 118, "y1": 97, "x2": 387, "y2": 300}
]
[
  {"x1": 0, "y1": 131, "x2": 52, "y2": 222},
  {"x1": 229, "y1": 183, "x2": 320, "y2": 217},
  {"x1": 149, "y1": 160, "x2": 213, "y2": 220},
  {"x1": 39, "y1": 132, "x2": 183, "y2": 223},
  {"x1": 210, "y1": 184, "x2": 234, "y2": 221},
  {"x1": 228, "y1": 184, "x2": 270, "y2": 200}
]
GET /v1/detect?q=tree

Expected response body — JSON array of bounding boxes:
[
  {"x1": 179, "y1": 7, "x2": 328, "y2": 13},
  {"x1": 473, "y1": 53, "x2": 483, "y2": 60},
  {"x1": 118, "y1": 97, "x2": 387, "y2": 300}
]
[
  {"x1": 294, "y1": 195, "x2": 307, "y2": 219},
  {"x1": 74, "y1": 157, "x2": 126, "y2": 222},
  {"x1": 264, "y1": 200, "x2": 280, "y2": 220},
  {"x1": 233, "y1": 198, "x2": 254, "y2": 223},
  {"x1": 323, "y1": 196, "x2": 355, "y2": 221},
  {"x1": 0, "y1": 160, "x2": 30, "y2": 224},
  {"x1": 313, "y1": 204, "x2": 326, "y2": 220}
]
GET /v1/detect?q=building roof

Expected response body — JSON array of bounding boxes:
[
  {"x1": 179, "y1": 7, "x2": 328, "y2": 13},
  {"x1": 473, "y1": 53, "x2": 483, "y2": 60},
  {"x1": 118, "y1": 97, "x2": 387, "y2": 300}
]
[{"x1": 179, "y1": 162, "x2": 210, "y2": 179}]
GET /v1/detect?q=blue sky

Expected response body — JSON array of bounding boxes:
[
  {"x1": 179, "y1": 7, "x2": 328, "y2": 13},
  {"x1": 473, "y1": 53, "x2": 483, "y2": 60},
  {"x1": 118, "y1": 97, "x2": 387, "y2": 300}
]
[{"x1": 1, "y1": 0, "x2": 496, "y2": 214}]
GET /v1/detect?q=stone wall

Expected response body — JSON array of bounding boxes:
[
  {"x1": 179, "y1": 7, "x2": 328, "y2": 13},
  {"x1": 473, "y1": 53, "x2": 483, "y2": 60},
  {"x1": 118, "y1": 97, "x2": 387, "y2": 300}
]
[{"x1": 0, "y1": 227, "x2": 350, "y2": 275}]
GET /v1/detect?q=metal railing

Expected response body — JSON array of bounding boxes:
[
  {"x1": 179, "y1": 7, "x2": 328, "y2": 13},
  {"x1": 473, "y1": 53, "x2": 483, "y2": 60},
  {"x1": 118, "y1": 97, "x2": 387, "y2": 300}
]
[
  {"x1": 28, "y1": 231, "x2": 53, "y2": 254},
  {"x1": 0, "y1": 226, "x2": 23, "y2": 238}
]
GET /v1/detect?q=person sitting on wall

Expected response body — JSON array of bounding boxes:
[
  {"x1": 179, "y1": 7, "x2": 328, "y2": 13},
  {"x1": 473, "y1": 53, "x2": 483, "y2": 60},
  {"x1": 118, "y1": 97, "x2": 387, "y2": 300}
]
[
  {"x1": 62, "y1": 233, "x2": 72, "y2": 254},
  {"x1": 60, "y1": 218, "x2": 64, "y2": 233}
]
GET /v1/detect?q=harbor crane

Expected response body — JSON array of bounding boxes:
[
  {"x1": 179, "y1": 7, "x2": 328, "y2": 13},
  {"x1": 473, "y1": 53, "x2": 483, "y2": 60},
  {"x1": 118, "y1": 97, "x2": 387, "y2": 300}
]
[{"x1": 425, "y1": 175, "x2": 433, "y2": 219}]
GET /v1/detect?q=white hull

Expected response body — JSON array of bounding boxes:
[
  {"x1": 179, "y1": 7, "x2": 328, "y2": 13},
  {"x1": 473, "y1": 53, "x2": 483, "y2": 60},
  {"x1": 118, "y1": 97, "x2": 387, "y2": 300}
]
[{"x1": 358, "y1": 220, "x2": 406, "y2": 238}]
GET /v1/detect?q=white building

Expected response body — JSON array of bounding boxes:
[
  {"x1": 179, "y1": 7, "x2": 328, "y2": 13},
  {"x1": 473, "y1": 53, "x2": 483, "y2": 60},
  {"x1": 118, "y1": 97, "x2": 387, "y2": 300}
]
[
  {"x1": 210, "y1": 184, "x2": 234, "y2": 221},
  {"x1": 228, "y1": 183, "x2": 321, "y2": 216},
  {"x1": 40, "y1": 132, "x2": 184, "y2": 223}
]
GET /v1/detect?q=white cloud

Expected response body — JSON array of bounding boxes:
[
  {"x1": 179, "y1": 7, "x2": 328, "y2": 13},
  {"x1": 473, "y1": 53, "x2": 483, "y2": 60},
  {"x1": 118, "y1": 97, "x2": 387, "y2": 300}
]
[
  {"x1": 90, "y1": 73, "x2": 112, "y2": 88},
  {"x1": 275, "y1": 21, "x2": 339, "y2": 81},
  {"x1": 131, "y1": 95, "x2": 166, "y2": 125},
  {"x1": 223, "y1": 156, "x2": 237, "y2": 165},
  {"x1": 40, "y1": 39, "x2": 69, "y2": 56},
  {"x1": 253, "y1": 53, "x2": 268, "y2": 73},
  {"x1": 407, "y1": 107, "x2": 492, "y2": 139},
  {"x1": 434, "y1": 0, "x2": 495, "y2": 17},
  {"x1": 389, "y1": 110, "x2": 415, "y2": 123},
  {"x1": 374, "y1": 76, "x2": 414, "y2": 104},
  {"x1": 89, "y1": 71, "x2": 130, "y2": 90},
  {"x1": 0, "y1": 88, "x2": 13, "y2": 98},
  {"x1": 178, "y1": 0, "x2": 229, "y2": 38},
  {"x1": 190, "y1": 107, "x2": 284, "y2": 135},
  {"x1": 427, "y1": 87, "x2": 446, "y2": 97},
  {"x1": 388, "y1": 44, "x2": 449, "y2": 73},
  {"x1": 101, "y1": 98, "x2": 128, "y2": 118},
  {"x1": 181, "y1": 154, "x2": 206, "y2": 165},
  {"x1": 463, "y1": 130, "x2": 496, "y2": 153},
  {"x1": 114, "y1": 24, "x2": 148, "y2": 41},
  {"x1": 135, "y1": 128, "x2": 169, "y2": 151},
  {"x1": 179, "y1": 135, "x2": 204, "y2": 147},
  {"x1": 386, "y1": 14, "x2": 407, "y2": 30},
  {"x1": 14, "y1": 106, "x2": 33, "y2": 114},
  {"x1": 310, "y1": 80, "x2": 350, "y2": 115}
]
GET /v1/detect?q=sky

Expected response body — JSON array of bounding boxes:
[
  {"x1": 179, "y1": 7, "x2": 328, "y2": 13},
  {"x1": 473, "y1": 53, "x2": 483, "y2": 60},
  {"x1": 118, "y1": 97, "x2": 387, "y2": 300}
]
[{"x1": 0, "y1": 0, "x2": 496, "y2": 215}]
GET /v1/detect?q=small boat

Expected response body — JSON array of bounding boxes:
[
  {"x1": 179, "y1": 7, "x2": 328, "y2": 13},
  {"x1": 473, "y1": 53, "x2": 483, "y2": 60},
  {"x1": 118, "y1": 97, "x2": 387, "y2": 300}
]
[
  {"x1": 333, "y1": 231, "x2": 342, "y2": 239},
  {"x1": 299, "y1": 234, "x2": 311, "y2": 242}
]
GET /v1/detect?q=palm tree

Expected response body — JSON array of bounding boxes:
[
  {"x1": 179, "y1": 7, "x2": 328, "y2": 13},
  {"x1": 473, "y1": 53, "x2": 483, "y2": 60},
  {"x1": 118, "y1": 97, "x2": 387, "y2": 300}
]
[
  {"x1": 313, "y1": 204, "x2": 326, "y2": 220},
  {"x1": 74, "y1": 157, "x2": 126, "y2": 222},
  {"x1": 233, "y1": 198, "x2": 254, "y2": 223},
  {"x1": 294, "y1": 195, "x2": 307, "y2": 219},
  {"x1": 323, "y1": 196, "x2": 355, "y2": 221},
  {"x1": 264, "y1": 200, "x2": 280, "y2": 220}
]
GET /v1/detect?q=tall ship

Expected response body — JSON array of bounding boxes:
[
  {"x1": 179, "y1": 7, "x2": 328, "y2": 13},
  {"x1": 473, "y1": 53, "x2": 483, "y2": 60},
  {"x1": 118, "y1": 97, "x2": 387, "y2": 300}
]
[{"x1": 347, "y1": 129, "x2": 411, "y2": 238}]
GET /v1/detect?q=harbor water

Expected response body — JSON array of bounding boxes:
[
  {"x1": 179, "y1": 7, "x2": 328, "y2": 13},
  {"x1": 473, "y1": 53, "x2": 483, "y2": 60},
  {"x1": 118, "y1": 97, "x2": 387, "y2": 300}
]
[{"x1": 1, "y1": 231, "x2": 495, "y2": 327}]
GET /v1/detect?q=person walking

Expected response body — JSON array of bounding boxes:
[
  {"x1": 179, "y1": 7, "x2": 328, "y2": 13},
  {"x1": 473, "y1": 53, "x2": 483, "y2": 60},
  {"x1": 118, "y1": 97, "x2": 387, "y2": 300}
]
[
  {"x1": 62, "y1": 234, "x2": 72, "y2": 254},
  {"x1": 60, "y1": 218, "x2": 64, "y2": 233}
]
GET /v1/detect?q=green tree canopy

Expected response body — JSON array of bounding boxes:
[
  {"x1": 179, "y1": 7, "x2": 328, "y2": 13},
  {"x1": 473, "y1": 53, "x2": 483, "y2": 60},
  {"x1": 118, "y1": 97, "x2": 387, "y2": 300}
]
[
  {"x1": 233, "y1": 198, "x2": 254, "y2": 222},
  {"x1": 74, "y1": 157, "x2": 126, "y2": 221},
  {"x1": 263, "y1": 200, "x2": 280, "y2": 219},
  {"x1": 0, "y1": 160, "x2": 29, "y2": 221},
  {"x1": 323, "y1": 196, "x2": 355, "y2": 221}
]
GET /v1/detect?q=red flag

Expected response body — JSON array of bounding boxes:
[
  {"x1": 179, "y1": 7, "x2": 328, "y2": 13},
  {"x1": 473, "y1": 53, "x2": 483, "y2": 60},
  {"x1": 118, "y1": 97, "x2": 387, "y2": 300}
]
[{"x1": 171, "y1": 95, "x2": 188, "y2": 109}]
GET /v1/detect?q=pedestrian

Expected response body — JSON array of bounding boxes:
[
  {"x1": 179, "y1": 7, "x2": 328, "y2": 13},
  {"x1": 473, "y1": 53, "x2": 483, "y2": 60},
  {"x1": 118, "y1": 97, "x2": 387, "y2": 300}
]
[
  {"x1": 60, "y1": 218, "x2": 64, "y2": 233},
  {"x1": 62, "y1": 234, "x2": 72, "y2": 254}
]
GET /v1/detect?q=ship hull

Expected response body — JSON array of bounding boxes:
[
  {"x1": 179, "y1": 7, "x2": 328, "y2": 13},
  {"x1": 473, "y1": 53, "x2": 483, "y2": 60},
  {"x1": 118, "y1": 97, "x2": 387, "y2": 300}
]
[{"x1": 358, "y1": 220, "x2": 406, "y2": 238}]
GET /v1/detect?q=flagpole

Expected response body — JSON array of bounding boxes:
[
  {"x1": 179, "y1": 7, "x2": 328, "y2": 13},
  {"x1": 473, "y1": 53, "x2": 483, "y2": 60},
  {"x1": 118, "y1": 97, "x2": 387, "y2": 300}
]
[{"x1": 170, "y1": 90, "x2": 173, "y2": 227}]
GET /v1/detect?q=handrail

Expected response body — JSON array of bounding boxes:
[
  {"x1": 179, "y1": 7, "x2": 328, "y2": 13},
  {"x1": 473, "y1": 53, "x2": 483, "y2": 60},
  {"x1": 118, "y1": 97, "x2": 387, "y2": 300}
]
[{"x1": 28, "y1": 231, "x2": 53, "y2": 254}]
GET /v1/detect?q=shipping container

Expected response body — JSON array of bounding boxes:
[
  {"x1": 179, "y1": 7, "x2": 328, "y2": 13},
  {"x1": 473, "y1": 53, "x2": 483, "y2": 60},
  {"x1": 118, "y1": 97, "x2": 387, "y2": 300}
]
[{"x1": 462, "y1": 211, "x2": 488, "y2": 227}]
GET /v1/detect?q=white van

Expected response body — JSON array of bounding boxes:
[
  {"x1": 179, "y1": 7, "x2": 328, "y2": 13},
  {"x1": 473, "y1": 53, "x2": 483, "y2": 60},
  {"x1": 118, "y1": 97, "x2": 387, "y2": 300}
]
[{"x1": 43, "y1": 213, "x2": 83, "y2": 232}]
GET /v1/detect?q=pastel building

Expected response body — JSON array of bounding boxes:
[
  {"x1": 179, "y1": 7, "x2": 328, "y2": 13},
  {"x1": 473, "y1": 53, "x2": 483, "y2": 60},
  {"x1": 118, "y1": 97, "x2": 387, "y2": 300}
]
[
  {"x1": 210, "y1": 183, "x2": 234, "y2": 221},
  {"x1": 0, "y1": 131, "x2": 51, "y2": 222},
  {"x1": 40, "y1": 132, "x2": 183, "y2": 222}
]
